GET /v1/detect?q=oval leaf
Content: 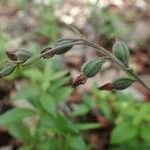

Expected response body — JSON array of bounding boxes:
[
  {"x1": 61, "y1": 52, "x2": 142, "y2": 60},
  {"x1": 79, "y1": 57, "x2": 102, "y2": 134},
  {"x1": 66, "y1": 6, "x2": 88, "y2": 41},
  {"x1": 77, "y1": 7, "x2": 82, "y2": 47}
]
[{"x1": 0, "y1": 108, "x2": 36, "y2": 125}]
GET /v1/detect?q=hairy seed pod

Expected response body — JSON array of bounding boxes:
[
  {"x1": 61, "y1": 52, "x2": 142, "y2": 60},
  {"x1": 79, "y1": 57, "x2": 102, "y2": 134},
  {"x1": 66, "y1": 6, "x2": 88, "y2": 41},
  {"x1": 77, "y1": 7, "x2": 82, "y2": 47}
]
[
  {"x1": 0, "y1": 65, "x2": 16, "y2": 78},
  {"x1": 16, "y1": 49, "x2": 33, "y2": 63},
  {"x1": 53, "y1": 43, "x2": 73, "y2": 55},
  {"x1": 112, "y1": 77, "x2": 135, "y2": 90},
  {"x1": 54, "y1": 45, "x2": 73, "y2": 55},
  {"x1": 112, "y1": 41, "x2": 130, "y2": 67},
  {"x1": 53, "y1": 39, "x2": 75, "y2": 47},
  {"x1": 81, "y1": 58, "x2": 106, "y2": 78},
  {"x1": 52, "y1": 39, "x2": 75, "y2": 55}
]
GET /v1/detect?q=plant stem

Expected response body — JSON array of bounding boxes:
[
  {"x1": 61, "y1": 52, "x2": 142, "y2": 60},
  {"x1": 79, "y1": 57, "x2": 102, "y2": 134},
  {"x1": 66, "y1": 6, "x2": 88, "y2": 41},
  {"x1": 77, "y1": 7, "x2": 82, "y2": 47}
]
[
  {"x1": 80, "y1": 39, "x2": 150, "y2": 92},
  {"x1": 39, "y1": 39, "x2": 150, "y2": 92}
]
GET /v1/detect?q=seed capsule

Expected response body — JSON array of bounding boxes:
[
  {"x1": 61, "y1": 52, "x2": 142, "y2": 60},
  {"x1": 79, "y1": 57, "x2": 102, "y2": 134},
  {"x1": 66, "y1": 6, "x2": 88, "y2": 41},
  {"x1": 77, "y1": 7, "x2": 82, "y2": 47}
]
[
  {"x1": 81, "y1": 58, "x2": 106, "y2": 78},
  {"x1": 16, "y1": 49, "x2": 33, "y2": 63},
  {"x1": 52, "y1": 39, "x2": 75, "y2": 55},
  {"x1": 0, "y1": 64, "x2": 16, "y2": 78},
  {"x1": 54, "y1": 44, "x2": 73, "y2": 55},
  {"x1": 112, "y1": 77, "x2": 135, "y2": 90},
  {"x1": 112, "y1": 41, "x2": 130, "y2": 67},
  {"x1": 53, "y1": 39, "x2": 75, "y2": 47}
]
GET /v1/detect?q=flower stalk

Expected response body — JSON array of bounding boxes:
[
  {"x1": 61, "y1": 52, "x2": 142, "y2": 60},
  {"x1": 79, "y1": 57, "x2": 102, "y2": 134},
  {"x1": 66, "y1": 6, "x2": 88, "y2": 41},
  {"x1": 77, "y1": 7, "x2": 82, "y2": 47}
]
[{"x1": 1, "y1": 38, "x2": 150, "y2": 92}]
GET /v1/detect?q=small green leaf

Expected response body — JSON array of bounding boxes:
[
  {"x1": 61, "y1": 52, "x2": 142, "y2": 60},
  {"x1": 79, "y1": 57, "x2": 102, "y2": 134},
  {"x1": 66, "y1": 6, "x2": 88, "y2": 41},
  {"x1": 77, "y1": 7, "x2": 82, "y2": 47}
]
[
  {"x1": 11, "y1": 86, "x2": 40, "y2": 108},
  {"x1": 23, "y1": 69, "x2": 43, "y2": 82},
  {"x1": 76, "y1": 123, "x2": 101, "y2": 131},
  {"x1": 48, "y1": 70, "x2": 68, "y2": 81},
  {"x1": 53, "y1": 87, "x2": 73, "y2": 102},
  {"x1": 0, "y1": 108, "x2": 36, "y2": 125},
  {"x1": 8, "y1": 122, "x2": 32, "y2": 142},
  {"x1": 111, "y1": 122, "x2": 138, "y2": 144},
  {"x1": 140, "y1": 124, "x2": 150, "y2": 142},
  {"x1": 67, "y1": 136, "x2": 89, "y2": 150},
  {"x1": 55, "y1": 114, "x2": 78, "y2": 133},
  {"x1": 50, "y1": 76, "x2": 70, "y2": 91},
  {"x1": 40, "y1": 94, "x2": 56, "y2": 116},
  {"x1": 18, "y1": 145, "x2": 33, "y2": 150},
  {"x1": 72, "y1": 104, "x2": 89, "y2": 116}
]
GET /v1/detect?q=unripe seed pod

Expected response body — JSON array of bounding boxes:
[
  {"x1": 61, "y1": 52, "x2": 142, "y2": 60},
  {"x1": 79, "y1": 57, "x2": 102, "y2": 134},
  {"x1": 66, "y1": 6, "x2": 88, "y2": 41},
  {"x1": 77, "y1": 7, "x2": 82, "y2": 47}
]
[
  {"x1": 53, "y1": 39, "x2": 75, "y2": 47},
  {"x1": 112, "y1": 41, "x2": 130, "y2": 67},
  {"x1": 81, "y1": 58, "x2": 106, "y2": 78},
  {"x1": 0, "y1": 64, "x2": 16, "y2": 78},
  {"x1": 52, "y1": 39, "x2": 74, "y2": 55},
  {"x1": 16, "y1": 49, "x2": 33, "y2": 63},
  {"x1": 112, "y1": 77, "x2": 135, "y2": 90},
  {"x1": 54, "y1": 44, "x2": 73, "y2": 55}
]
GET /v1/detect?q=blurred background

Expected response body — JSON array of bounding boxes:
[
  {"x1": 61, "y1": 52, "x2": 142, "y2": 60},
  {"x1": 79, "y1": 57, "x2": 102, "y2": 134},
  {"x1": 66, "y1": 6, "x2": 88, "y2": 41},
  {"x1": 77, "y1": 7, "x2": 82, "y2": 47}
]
[{"x1": 0, "y1": 0, "x2": 150, "y2": 150}]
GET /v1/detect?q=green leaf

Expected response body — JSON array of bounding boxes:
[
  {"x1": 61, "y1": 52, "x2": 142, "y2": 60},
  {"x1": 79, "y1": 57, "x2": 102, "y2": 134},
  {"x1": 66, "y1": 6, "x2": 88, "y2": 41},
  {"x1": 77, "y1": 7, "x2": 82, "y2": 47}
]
[
  {"x1": 40, "y1": 94, "x2": 56, "y2": 116},
  {"x1": 11, "y1": 86, "x2": 40, "y2": 108},
  {"x1": 50, "y1": 76, "x2": 70, "y2": 91},
  {"x1": 55, "y1": 114, "x2": 78, "y2": 133},
  {"x1": 18, "y1": 145, "x2": 33, "y2": 150},
  {"x1": 81, "y1": 93, "x2": 96, "y2": 108},
  {"x1": 67, "y1": 136, "x2": 89, "y2": 150},
  {"x1": 72, "y1": 104, "x2": 89, "y2": 116},
  {"x1": 76, "y1": 123, "x2": 101, "y2": 131},
  {"x1": 139, "y1": 103, "x2": 150, "y2": 121},
  {"x1": 48, "y1": 70, "x2": 68, "y2": 81},
  {"x1": 140, "y1": 124, "x2": 150, "y2": 142},
  {"x1": 111, "y1": 122, "x2": 138, "y2": 144},
  {"x1": 8, "y1": 122, "x2": 32, "y2": 142},
  {"x1": 53, "y1": 87, "x2": 73, "y2": 102},
  {"x1": 0, "y1": 108, "x2": 36, "y2": 125},
  {"x1": 23, "y1": 69, "x2": 43, "y2": 82}
]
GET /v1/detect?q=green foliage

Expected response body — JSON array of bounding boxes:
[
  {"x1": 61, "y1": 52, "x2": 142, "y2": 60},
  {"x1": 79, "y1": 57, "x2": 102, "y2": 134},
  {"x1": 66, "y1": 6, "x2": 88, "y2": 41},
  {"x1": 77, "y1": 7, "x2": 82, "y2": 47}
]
[
  {"x1": 77, "y1": 87, "x2": 150, "y2": 149},
  {"x1": 34, "y1": 10, "x2": 61, "y2": 43},
  {"x1": 0, "y1": 108, "x2": 36, "y2": 125},
  {"x1": 0, "y1": 58, "x2": 101, "y2": 149}
]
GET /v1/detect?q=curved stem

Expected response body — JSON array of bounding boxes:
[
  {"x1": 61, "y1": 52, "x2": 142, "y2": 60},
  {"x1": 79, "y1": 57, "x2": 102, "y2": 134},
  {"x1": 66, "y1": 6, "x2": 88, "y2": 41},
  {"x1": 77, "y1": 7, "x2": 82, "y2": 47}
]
[
  {"x1": 81, "y1": 39, "x2": 150, "y2": 92},
  {"x1": 35, "y1": 39, "x2": 150, "y2": 92}
]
